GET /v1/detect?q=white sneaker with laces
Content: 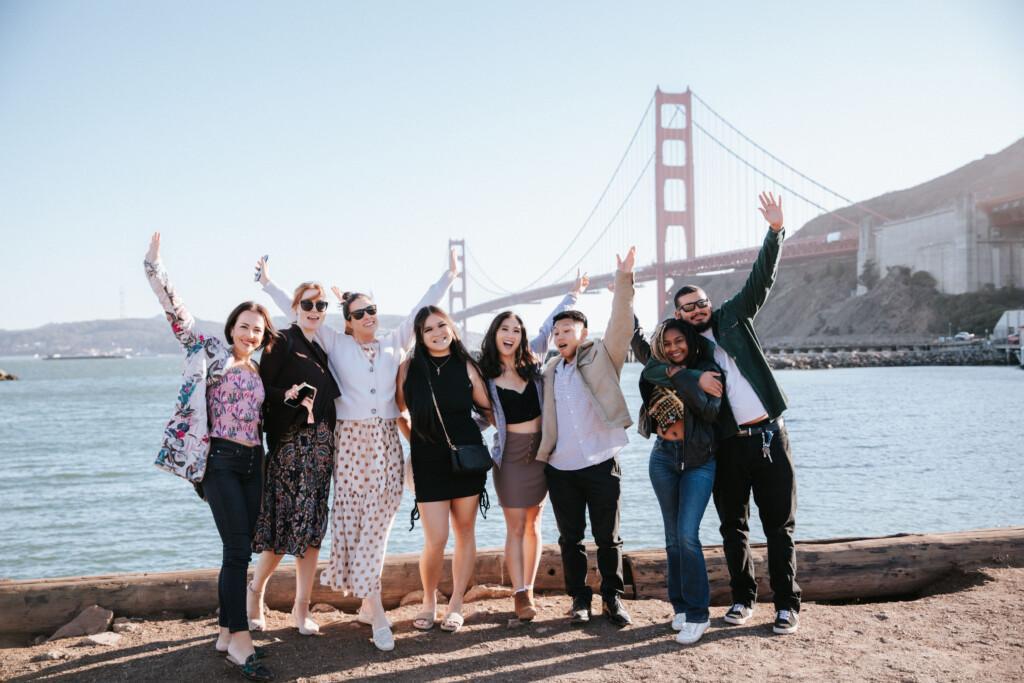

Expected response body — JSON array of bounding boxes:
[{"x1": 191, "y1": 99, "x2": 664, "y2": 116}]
[
  {"x1": 670, "y1": 613, "x2": 687, "y2": 631},
  {"x1": 723, "y1": 603, "x2": 753, "y2": 625},
  {"x1": 675, "y1": 619, "x2": 710, "y2": 645}
]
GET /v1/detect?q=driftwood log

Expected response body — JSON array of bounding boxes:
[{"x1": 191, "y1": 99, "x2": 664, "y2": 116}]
[{"x1": 1, "y1": 527, "x2": 1021, "y2": 636}]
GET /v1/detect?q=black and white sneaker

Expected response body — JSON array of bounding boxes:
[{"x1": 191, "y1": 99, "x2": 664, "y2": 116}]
[
  {"x1": 723, "y1": 603, "x2": 753, "y2": 625},
  {"x1": 772, "y1": 609, "x2": 799, "y2": 634}
]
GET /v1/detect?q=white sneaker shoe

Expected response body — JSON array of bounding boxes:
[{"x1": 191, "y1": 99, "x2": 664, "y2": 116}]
[
  {"x1": 371, "y1": 625, "x2": 395, "y2": 651},
  {"x1": 675, "y1": 619, "x2": 710, "y2": 645},
  {"x1": 723, "y1": 603, "x2": 753, "y2": 625},
  {"x1": 670, "y1": 613, "x2": 687, "y2": 631},
  {"x1": 357, "y1": 608, "x2": 394, "y2": 628}
]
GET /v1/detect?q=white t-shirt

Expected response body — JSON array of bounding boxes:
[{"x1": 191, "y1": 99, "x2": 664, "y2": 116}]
[{"x1": 701, "y1": 329, "x2": 769, "y2": 426}]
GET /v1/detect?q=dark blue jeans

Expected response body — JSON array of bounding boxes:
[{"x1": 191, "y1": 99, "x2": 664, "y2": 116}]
[
  {"x1": 649, "y1": 439, "x2": 715, "y2": 622},
  {"x1": 203, "y1": 438, "x2": 264, "y2": 633}
]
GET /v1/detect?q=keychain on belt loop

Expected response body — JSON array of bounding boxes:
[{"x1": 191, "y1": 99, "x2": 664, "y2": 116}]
[{"x1": 761, "y1": 429, "x2": 774, "y2": 463}]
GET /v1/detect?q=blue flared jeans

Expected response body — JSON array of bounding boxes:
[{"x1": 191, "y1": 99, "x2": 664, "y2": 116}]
[{"x1": 648, "y1": 440, "x2": 715, "y2": 623}]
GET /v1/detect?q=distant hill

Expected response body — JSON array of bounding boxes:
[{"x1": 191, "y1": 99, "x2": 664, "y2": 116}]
[
  {"x1": 0, "y1": 313, "x2": 414, "y2": 357},
  {"x1": 794, "y1": 137, "x2": 1024, "y2": 238}
]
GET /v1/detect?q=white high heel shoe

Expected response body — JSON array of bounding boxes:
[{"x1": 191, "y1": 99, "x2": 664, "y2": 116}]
[
  {"x1": 291, "y1": 605, "x2": 320, "y2": 636},
  {"x1": 246, "y1": 581, "x2": 265, "y2": 632}
]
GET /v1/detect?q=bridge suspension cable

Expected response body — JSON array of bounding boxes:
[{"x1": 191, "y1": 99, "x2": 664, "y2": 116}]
[
  {"x1": 691, "y1": 91, "x2": 889, "y2": 223},
  {"x1": 512, "y1": 93, "x2": 656, "y2": 291},
  {"x1": 692, "y1": 120, "x2": 861, "y2": 230}
]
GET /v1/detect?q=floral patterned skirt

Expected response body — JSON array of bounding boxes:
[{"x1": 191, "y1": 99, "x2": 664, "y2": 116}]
[
  {"x1": 251, "y1": 420, "x2": 334, "y2": 557},
  {"x1": 319, "y1": 418, "x2": 404, "y2": 597}
]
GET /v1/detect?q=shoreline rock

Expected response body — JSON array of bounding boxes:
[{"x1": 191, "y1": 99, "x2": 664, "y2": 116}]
[
  {"x1": 768, "y1": 347, "x2": 1012, "y2": 370},
  {"x1": 0, "y1": 369, "x2": 17, "y2": 381}
]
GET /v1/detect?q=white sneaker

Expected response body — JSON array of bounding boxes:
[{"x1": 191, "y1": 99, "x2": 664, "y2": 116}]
[
  {"x1": 670, "y1": 613, "x2": 687, "y2": 631},
  {"x1": 371, "y1": 625, "x2": 395, "y2": 651},
  {"x1": 723, "y1": 603, "x2": 753, "y2": 625},
  {"x1": 357, "y1": 608, "x2": 394, "y2": 628},
  {"x1": 675, "y1": 619, "x2": 710, "y2": 645}
]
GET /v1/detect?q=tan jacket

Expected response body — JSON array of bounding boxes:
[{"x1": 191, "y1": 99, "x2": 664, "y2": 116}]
[{"x1": 536, "y1": 270, "x2": 635, "y2": 463}]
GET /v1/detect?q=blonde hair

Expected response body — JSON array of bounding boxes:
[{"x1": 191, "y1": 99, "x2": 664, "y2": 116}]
[{"x1": 290, "y1": 281, "x2": 327, "y2": 309}]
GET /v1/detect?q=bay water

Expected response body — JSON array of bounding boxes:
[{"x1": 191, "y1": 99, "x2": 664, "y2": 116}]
[{"x1": 0, "y1": 357, "x2": 1021, "y2": 580}]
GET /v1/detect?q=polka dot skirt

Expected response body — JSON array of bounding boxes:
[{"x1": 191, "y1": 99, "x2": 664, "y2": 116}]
[{"x1": 319, "y1": 418, "x2": 404, "y2": 597}]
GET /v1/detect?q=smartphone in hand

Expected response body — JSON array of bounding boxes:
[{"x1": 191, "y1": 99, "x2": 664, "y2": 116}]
[
  {"x1": 284, "y1": 382, "x2": 316, "y2": 408},
  {"x1": 254, "y1": 254, "x2": 269, "y2": 282}
]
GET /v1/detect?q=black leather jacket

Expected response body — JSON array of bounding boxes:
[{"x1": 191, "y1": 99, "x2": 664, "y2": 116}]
[{"x1": 633, "y1": 319, "x2": 722, "y2": 470}]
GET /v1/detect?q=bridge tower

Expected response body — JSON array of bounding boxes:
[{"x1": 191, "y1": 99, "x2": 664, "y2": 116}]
[
  {"x1": 448, "y1": 238, "x2": 468, "y2": 337},
  {"x1": 654, "y1": 88, "x2": 696, "y2": 317}
]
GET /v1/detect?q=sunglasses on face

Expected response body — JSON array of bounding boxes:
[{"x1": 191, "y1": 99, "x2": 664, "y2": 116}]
[
  {"x1": 678, "y1": 298, "x2": 710, "y2": 313},
  {"x1": 299, "y1": 299, "x2": 329, "y2": 312},
  {"x1": 347, "y1": 305, "x2": 377, "y2": 321}
]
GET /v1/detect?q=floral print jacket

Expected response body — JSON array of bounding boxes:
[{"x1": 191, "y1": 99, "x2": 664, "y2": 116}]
[{"x1": 144, "y1": 257, "x2": 237, "y2": 483}]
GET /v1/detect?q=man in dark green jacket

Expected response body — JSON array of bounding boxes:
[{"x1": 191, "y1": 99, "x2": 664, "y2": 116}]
[{"x1": 670, "y1": 192, "x2": 801, "y2": 635}]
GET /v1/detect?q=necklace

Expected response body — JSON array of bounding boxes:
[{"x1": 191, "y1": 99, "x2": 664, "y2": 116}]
[{"x1": 429, "y1": 354, "x2": 452, "y2": 375}]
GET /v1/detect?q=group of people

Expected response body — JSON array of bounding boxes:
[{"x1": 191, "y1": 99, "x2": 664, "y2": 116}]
[{"x1": 145, "y1": 192, "x2": 799, "y2": 682}]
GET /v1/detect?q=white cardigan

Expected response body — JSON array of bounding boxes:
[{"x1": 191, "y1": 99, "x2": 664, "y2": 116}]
[{"x1": 263, "y1": 270, "x2": 455, "y2": 421}]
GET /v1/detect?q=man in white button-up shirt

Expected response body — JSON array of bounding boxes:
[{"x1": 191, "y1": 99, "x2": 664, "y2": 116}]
[{"x1": 539, "y1": 247, "x2": 636, "y2": 628}]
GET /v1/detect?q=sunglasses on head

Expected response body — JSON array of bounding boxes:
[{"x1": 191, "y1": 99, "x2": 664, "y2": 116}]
[
  {"x1": 678, "y1": 298, "x2": 710, "y2": 313},
  {"x1": 347, "y1": 305, "x2": 377, "y2": 321},
  {"x1": 299, "y1": 299, "x2": 329, "y2": 312}
]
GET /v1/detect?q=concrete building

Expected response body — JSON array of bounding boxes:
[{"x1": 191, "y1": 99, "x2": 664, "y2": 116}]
[{"x1": 857, "y1": 191, "x2": 1024, "y2": 295}]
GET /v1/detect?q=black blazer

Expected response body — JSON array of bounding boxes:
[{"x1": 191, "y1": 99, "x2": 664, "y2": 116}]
[{"x1": 259, "y1": 325, "x2": 340, "y2": 449}]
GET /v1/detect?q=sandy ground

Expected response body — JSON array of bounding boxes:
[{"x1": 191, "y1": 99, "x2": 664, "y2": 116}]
[{"x1": 2, "y1": 566, "x2": 1022, "y2": 682}]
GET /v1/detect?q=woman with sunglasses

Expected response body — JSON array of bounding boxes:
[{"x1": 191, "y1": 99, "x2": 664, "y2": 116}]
[
  {"x1": 476, "y1": 271, "x2": 589, "y2": 621},
  {"x1": 144, "y1": 233, "x2": 276, "y2": 682},
  {"x1": 246, "y1": 282, "x2": 341, "y2": 636},
  {"x1": 396, "y1": 305, "x2": 492, "y2": 634},
  {"x1": 256, "y1": 252, "x2": 457, "y2": 651}
]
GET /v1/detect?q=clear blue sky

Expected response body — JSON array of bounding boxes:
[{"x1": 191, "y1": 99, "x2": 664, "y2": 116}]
[{"x1": 1, "y1": 1, "x2": 1021, "y2": 332}]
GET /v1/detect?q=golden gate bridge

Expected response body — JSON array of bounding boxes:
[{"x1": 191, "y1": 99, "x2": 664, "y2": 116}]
[{"x1": 448, "y1": 87, "x2": 887, "y2": 327}]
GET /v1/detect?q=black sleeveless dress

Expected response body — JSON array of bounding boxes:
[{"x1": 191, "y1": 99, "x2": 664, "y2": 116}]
[{"x1": 409, "y1": 355, "x2": 487, "y2": 503}]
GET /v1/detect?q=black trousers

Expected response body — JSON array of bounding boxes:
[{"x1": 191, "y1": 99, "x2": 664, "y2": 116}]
[
  {"x1": 713, "y1": 422, "x2": 801, "y2": 612},
  {"x1": 203, "y1": 438, "x2": 264, "y2": 632},
  {"x1": 545, "y1": 458, "x2": 624, "y2": 602}
]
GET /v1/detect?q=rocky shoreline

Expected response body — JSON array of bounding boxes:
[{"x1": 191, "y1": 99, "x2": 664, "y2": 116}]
[
  {"x1": 768, "y1": 347, "x2": 1017, "y2": 370},
  {"x1": 0, "y1": 369, "x2": 17, "y2": 381}
]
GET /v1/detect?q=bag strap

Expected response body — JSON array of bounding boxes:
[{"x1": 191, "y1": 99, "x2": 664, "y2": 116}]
[{"x1": 425, "y1": 371, "x2": 457, "y2": 451}]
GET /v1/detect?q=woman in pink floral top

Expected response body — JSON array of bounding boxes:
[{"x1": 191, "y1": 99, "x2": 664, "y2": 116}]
[{"x1": 144, "y1": 233, "x2": 277, "y2": 682}]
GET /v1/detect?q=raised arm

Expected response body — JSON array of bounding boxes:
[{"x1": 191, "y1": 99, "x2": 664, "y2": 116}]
[
  {"x1": 256, "y1": 256, "x2": 343, "y2": 347},
  {"x1": 391, "y1": 248, "x2": 458, "y2": 352},
  {"x1": 727, "y1": 193, "x2": 785, "y2": 321},
  {"x1": 143, "y1": 232, "x2": 207, "y2": 352},
  {"x1": 630, "y1": 314, "x2": 652, "y2": 365},
  {"x1": 603, "y1": 247, "x2": 637, "y2": 370},
  {"x1": 529, "y1": 270, "x2": 588, "y2": 357}
]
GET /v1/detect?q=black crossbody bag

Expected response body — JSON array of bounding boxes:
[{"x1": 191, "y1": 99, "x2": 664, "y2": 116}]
[{"x1": 426, "y1": 374, "x2": 492, "y2": 475}]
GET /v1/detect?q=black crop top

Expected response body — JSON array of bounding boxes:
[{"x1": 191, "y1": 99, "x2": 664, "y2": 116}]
[{"x1": 496, "y1": 381, "x2": 542, "y2": 424}]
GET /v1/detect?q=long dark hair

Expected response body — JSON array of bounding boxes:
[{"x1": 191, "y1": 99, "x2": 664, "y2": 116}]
[
  {"x1": 402, "y1": 305, "x2": 489, "y2": 443},
  {"x1": 479, "y1": 311, "x2": 538, "y2": 381},
  {"x1": 649, "y1": 318, "x2": 703, "y2": 369}
]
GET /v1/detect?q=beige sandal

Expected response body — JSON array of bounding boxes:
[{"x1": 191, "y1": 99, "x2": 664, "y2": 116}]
[
  {"x1": 440, "y1": 611, "x2": 464, "y2": 633},
  {"x1": 412, "y1": 608, "x2": 437, "y2": 631}
]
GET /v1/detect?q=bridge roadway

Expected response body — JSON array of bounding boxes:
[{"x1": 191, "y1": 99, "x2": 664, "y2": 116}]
[{"x1": 452, "y1": 229, "x2": 859, "y2": 322}]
